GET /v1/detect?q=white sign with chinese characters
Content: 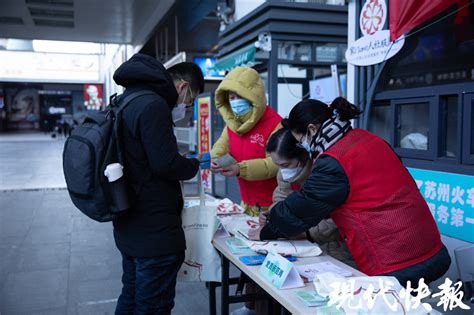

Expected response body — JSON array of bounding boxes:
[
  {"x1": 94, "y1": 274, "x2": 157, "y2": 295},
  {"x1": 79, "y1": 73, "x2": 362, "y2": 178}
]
[
  {"x1": 345, "y1": 30, "x2": 405, "y2": 66},
  {"x1": 259, "y1": 251, "x2": 304, "y2": 290},
  {"x1": 408, "y1": 167, "x2": 474, "y2": 243},
  {"x1": 346, "y1": 0, "x2": 403, "y2": 66}
]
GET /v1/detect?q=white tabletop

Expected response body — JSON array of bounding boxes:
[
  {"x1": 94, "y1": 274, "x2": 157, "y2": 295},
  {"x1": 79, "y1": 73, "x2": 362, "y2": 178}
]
[{"x1": 213, "y1": 236, "x2": 366, "y2": 315}]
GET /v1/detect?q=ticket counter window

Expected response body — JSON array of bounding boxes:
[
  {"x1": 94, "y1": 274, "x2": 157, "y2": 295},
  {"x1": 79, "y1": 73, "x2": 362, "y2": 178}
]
[
  {"x1": 471, "y1": 99, "x2": 474, "y2": 155},
  {"x1": 397, "y1": 102, "x2": 430, "y2": 151},
  {"x1": 440, "y1": 95, "x2": 458, "y2": 158},
  {"x1": 368, "y1": 104, "x2": 390, "y2": 143}
]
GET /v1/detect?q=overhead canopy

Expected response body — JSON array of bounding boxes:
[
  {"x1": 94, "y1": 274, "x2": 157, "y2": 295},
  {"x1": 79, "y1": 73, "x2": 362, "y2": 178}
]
[
  {"x1": 213, "y1": 44, "x2": 256, "y2": 71},
  {"x1": 389, "y1": 0, "x2": 468, "y2": 41}
]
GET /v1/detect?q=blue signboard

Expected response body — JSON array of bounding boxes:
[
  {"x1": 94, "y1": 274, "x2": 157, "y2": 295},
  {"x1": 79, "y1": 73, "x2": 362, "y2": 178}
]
[
  {"x1": 193, "y1": 57, "x2": 225, "y2": 78},
  {"x1": 408, "y1": 168, "x2": 474, "y2": 243}
]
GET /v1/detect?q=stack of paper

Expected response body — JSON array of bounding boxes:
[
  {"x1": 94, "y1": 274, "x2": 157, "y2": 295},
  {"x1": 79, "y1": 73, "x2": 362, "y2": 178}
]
[
  {"x1": 216, "y1": 198, "x2": 245, "y2": 215},
  {"x1": 219, "y1": 214, "x2": 259, "y2": 236},
  {"x1": 239, "y1": 238, "x2": 322, "y2": 257},
  {"x1": 225, "y1": 237, "x2": 255, "y2": 255},
  {"x1": 296, "y1": 262, "x2": 352, "y2": 282}
]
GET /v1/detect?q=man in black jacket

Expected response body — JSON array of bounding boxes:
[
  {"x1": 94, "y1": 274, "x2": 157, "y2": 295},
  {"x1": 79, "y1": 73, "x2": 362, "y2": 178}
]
[{"x1": 112, "y1": 53, "x2": 204, "y2": 314}]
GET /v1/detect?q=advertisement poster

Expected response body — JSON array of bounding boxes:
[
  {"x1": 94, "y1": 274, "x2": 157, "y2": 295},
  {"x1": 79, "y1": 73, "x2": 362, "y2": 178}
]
[
  {"x1": 83, "y1": 84, "x2": 103, "y2": 111},
  {"x1": 6, "y1": 87, "x2": 40, "y2": 129},
  {"x1": 197, "y1": 95, "x2": 212, "y2": 193}
]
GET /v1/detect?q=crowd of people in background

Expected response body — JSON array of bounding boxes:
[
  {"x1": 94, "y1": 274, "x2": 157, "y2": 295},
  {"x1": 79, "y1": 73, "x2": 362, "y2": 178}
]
[{"x1": 43, "y1": 117, "x2": 77, "y2": 138}]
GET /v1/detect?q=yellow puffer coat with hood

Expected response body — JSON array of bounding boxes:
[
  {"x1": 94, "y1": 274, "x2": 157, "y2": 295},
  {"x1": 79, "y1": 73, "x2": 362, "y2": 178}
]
[{"x1": 211, "y1": 67, "x2": 282, "y2": 216}]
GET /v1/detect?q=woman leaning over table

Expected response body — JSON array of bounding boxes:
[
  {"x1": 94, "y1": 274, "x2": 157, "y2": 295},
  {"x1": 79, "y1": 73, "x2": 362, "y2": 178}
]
[{"x1": 249, "y1": 97, "x2": 451, "y2": 288}]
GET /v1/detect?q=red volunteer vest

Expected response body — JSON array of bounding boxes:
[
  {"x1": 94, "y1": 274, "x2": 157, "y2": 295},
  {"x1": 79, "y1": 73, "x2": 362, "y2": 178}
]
[
  {"x1": 228, "y1": 107, "x2": 281, "y2": 207},
  {"x1": 322, "y1": 129, "x2": 442, "y2": 276}
]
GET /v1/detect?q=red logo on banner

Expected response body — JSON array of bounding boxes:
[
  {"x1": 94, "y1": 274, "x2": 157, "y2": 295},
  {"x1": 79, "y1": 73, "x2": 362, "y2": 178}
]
[{"x1": 360, "y1": 0, "x2": 387, "y2": 36}]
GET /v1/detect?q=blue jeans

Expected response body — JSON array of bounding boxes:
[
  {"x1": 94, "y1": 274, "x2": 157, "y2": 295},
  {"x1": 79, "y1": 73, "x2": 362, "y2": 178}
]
[
  {"x1": 385, "y1": 245, "x2": 451, "y2": 288},
  {"x1": 115, "y1": 252, "x2": 185, "y2": 315}
]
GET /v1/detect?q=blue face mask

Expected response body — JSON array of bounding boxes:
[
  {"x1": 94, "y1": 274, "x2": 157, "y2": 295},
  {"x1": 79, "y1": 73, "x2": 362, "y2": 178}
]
[{"x1": 229, "y1": 99, "x2": 252, "y2": 116}]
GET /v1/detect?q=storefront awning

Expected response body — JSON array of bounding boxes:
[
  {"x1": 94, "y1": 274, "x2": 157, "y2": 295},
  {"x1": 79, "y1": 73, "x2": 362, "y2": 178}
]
[{"x1": 213, "y1": 44, "x2": 256, "y2": 71}]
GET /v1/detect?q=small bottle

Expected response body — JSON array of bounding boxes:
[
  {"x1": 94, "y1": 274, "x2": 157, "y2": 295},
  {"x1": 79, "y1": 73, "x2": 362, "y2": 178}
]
[{"x1": 104, "y1": 163, "x2": 130, "y2": 213}]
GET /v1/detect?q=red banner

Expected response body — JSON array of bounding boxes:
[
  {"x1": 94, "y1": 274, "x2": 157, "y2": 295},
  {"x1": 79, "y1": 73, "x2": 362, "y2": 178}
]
[
  {"x1": 389, "y1": 0, "x2": 468, "y2": 41},
  {"x1": 197, "y1": 95, "x2": 212, "y2": 193}
]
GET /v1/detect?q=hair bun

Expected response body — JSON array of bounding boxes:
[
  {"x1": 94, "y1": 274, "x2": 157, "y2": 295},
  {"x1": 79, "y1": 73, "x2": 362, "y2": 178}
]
[{"x1": 329, "y1": 97, "x2": 361, "y2": 121}]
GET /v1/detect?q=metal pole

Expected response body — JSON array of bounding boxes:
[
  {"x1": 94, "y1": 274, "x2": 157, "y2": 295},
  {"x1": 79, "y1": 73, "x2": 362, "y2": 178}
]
[
  {"x1": 154, "y1": 33, "x2": 159, "y2": 60},
  {"x1": 175, "y1": 15, "x2": 179, "y2": 55},
  {"x1": 160, "y1": 31, "x2": 164, "y2": 61},
  {"x1": 268, "y1": 39, "x2": 278, "y2": 111},
  {"x1": 165, "y1": 27, "x2": 168, "y2": 62}
]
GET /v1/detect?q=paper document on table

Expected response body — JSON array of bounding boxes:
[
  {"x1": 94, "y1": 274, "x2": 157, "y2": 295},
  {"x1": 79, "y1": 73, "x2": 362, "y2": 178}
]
[
  {"x1": 219, "y1": 214, "x2": 259, "y2": 236},
  {"x1": 313, "y1": 273, "x2": 431, "y2": 315},
  {"x1": 238, "y1": 238, "x2": 322, "y2": 257},
  {"x1": 216, "y1": 198, "x2": 245, "y2": 215},
  {"x1": 225, "y1": 237, "x2": 255, "y2": 255},
  {"x1": 296, "y1": 262, "x2": 352, "y2": 282}
]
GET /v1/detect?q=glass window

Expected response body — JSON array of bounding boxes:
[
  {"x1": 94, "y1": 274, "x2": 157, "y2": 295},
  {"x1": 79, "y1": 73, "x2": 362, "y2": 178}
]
[
  {"x1": 277, "y1": 65, "x2": 307, "y2": 78},
  {"x1": 397, "y1": 102, "x2": 430, "y2": 150},
  {"x1": 376, "y1": 5, "x2": 474, "y2": 91},
  {"x1": 471, "y1": 98, "x2": 474, "y2": 155},
  {"x1": 440, "y1": 95, "x2": 458, "y2": 158},
  {"x1": 277, "y1": 42, "x2": 312, "y2": 62},
  {"x1": 315, "y1": 43, "x2": 347, "y2": 63},
  {"x1": 368, "y1": 104, "x2": 390, "y2": 142}
]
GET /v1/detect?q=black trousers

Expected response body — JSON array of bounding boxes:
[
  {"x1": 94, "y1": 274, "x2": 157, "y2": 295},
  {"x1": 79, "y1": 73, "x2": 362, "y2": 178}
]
[{"x1": 385, "y1": 245, "x2": 451, "y2": 288}]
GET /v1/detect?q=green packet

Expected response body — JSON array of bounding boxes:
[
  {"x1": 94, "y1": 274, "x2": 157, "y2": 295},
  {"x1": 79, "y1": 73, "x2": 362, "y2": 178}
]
[
  {"x1": 225, "y1": 237, "x2": 254, "y2": 255},
  {"x1": 215, "y1": 154, "x2": 237, "y2": 168},
  {"x1": 295, "y1": 291, "x2": 329, "y2": 307}
]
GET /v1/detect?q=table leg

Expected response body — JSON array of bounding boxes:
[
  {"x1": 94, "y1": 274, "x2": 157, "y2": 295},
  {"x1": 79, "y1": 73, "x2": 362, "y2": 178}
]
[
  {"x1": 221, "y1": 255, "x2": 230, "y2": 315},
  {"x1": 208, "y1": 282, "x2": 217, "y2": 315}
]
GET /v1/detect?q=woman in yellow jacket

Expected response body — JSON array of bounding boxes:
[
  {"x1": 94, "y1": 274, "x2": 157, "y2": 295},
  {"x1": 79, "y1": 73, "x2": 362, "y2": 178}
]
[{"x1": 211, "y1": 67, "x2": 282, "y2": 217}]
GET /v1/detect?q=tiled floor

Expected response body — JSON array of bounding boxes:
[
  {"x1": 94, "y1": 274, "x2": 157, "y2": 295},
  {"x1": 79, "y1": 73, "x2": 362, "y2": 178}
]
[
  {"x1": 0, "y1": 133, "x2": 243, "y2": 314},
  {"x1": 0, "y1": 189, "x2": 239, "y2": 315}
]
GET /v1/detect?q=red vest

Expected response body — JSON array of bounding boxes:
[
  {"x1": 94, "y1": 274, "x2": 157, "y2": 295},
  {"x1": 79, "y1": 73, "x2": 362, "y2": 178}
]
[
  {"x1": 322, "y1": 129, "x2": 442, "y2": 276},
  {"x1": 228, "y1": 107, "x2": 281, "y2": 207}
]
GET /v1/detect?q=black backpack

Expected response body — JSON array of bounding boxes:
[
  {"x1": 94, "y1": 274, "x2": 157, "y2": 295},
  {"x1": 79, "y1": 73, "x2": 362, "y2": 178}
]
[{"x1": 63, "y1": 91, "x2": 155, "y2": 222}]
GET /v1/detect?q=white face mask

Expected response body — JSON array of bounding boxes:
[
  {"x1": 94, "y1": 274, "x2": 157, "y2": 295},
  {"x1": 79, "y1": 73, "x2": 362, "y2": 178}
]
[
  {"x1": 280, "y1": 166, "x2": 303, "y2": 182},
  {"x1": 298, "y1": 128, "x2": 314, "y2": 154},
  {"x1": 172, "y1": 84, "x2": 190, "y2": 122},
  {"x1": 172, "y1": 103, "x2": 186, "y2": 122},
  {"x1": 299, "y1": 135, "x2": 312, "y2": 153}
]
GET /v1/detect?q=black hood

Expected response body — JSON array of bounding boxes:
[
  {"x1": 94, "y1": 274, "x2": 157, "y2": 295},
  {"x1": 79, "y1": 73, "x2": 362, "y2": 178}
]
[{"x1": 113, "y1": 53, "x2": 178, "y2": 108}]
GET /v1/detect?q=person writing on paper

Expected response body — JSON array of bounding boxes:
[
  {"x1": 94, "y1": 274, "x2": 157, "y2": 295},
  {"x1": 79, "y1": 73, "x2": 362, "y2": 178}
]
[
  {"x1": 210, "y1": 67, "x2": 282, "y2": 217},
  {"x1": 249, "y1": 97, "x2": 450, "y2": 287},
  {"x1": 263, "y1": 128, "x2": 355, "y2": 267}
]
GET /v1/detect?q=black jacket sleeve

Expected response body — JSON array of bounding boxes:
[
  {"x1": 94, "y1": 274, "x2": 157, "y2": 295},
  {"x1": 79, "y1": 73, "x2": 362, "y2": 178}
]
[
  {"x1": 138, "y1": 99, "x2": 199, "y2": 181},
  {"x1": 260, "y1": 155, "x2": 350, "y2": 240}
]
